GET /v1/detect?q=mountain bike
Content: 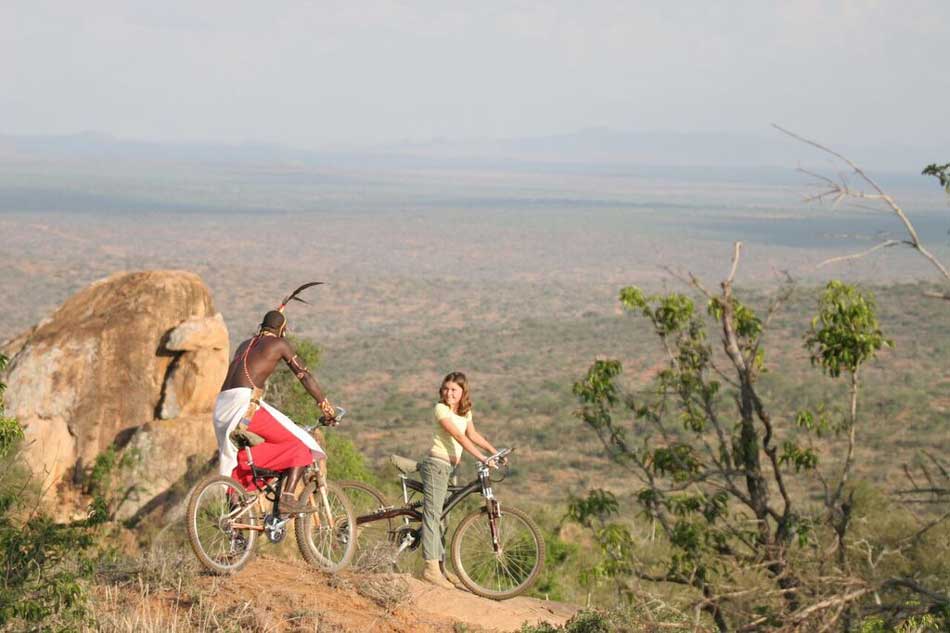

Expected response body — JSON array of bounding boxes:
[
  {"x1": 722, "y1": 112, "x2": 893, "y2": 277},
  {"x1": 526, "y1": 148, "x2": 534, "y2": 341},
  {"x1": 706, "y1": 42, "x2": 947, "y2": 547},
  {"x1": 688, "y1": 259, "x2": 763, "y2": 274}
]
[
  {"x1": 186, "y1": 407, "x2": 356, "y2": 574},
  {"x1": 339, "y1": 448, "x2": 545, "y2": 600}
]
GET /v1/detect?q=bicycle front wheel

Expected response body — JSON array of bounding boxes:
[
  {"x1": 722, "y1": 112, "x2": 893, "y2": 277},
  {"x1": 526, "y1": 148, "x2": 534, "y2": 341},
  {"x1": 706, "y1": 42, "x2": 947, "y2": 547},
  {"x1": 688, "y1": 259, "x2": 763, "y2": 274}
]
[
  {"x1": 186, "y1": 475, "x2": 259, "y2": 574},
  {"x1": 294, "y1": 480, "x2": 356, "y2": 573},
  {"x1": 450, "y1": 504, "x2": 545, "y2": 600}
]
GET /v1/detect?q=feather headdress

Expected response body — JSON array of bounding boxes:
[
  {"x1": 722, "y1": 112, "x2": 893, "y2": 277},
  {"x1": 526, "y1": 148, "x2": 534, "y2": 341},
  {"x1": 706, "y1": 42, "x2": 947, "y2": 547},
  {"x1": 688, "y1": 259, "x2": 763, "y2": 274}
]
[{"x1": 278, "y1": 281, "x2": 324, "y2": 312}]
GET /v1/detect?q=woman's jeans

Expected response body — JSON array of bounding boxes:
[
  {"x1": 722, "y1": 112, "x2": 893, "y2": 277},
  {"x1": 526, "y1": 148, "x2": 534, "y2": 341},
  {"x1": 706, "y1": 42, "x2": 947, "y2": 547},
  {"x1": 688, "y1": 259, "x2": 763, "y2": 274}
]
[{"x1": 420, "y1": 455, "x2": 454, "y2": 561}]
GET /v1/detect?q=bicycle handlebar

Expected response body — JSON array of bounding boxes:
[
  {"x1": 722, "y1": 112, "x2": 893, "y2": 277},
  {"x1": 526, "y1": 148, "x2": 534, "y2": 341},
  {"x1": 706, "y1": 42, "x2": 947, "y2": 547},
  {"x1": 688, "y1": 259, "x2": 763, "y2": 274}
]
[
  {"x1": 304, "y1": 406, "x2": 347, "y2": 431},
  {"x1": 479, "y1": 447, "x2": 514, "y2": 470}
]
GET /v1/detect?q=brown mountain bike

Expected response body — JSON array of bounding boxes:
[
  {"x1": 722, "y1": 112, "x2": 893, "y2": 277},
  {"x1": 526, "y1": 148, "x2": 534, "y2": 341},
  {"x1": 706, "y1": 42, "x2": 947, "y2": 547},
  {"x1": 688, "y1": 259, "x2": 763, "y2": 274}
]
[
  {"x1": 186, "y1": 408, "x2": 356, "y2": 574},
  {"x1": 339, "y1": 448, "x2": 545, "y2": 600}
]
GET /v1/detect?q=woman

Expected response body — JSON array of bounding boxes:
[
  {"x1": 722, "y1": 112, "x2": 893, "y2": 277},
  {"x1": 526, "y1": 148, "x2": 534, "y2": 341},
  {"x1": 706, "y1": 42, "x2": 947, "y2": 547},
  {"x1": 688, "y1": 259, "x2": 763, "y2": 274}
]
[{"x1": 420, "y1": 371, "x2": 499, "y2": 589}]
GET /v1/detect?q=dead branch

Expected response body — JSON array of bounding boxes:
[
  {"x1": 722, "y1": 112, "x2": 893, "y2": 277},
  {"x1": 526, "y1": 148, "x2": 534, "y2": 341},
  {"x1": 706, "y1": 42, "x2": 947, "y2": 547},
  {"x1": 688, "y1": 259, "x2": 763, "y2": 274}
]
[
  {"x1": 774, "y1": 124, "x2": 950, "y2": 288},
  {"x1": 817, "y1": 240, "x2": 907, "y2": 268},
  {"x1": 882, "y1": 578, "x2": 950, "y2": 607},
  {"x1": 726, "y1": 242, "x2": 742, "y2": 286}
]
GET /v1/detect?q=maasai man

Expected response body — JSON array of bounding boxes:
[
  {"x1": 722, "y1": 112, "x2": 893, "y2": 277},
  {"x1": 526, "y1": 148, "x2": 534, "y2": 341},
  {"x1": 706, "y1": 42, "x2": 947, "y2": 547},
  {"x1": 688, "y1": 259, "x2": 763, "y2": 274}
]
[{"x1": 213, "y1": 283, "x2": 337, "y2": 513}]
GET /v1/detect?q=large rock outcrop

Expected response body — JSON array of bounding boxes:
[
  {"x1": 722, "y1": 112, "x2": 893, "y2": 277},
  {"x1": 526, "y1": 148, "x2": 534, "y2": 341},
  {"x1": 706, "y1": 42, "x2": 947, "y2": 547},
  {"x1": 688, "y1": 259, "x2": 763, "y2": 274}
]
[{"x1": 2, "y1": 271, "x2": 228, "y2": 516}]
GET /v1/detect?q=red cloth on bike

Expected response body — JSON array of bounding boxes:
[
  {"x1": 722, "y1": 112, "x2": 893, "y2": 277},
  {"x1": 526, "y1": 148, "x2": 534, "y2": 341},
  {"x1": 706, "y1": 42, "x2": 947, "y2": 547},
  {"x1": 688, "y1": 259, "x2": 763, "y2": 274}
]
[{"x1": 231, "y1": 406, "x2": 313, "y2": 490}]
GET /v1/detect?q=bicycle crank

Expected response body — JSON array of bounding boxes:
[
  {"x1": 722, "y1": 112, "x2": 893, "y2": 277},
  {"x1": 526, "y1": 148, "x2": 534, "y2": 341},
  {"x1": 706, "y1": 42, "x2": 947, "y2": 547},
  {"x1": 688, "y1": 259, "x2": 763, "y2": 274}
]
[
  {"x1": 264, "y1": 514, "x2": 289, "y2": 543},
  {"x1": 392, "y1": 525, "x2": 421, "y2": 553}
]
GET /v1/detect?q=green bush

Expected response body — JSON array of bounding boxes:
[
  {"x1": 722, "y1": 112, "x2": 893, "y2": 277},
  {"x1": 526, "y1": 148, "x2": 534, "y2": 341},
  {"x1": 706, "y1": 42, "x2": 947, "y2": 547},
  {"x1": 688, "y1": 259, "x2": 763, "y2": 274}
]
[
  {"x1": 265, "y1": 337, "x2": 376, "y2": 483},
  {"x1": 323, "y1": 431, "x2": 375, "y2": 483}
]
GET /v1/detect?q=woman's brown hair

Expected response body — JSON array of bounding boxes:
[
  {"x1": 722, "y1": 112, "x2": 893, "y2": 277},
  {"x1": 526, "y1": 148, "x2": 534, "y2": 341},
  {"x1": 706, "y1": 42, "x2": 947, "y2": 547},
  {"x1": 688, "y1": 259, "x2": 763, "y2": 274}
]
[{"x1": 440, "y1": 371, "x2": 472, "y2": 416}]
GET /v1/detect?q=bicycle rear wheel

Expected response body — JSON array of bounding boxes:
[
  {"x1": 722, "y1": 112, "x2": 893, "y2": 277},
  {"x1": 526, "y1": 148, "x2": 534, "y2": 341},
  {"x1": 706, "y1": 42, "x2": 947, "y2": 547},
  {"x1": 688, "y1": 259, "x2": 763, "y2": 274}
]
[
  {"x1": 338, "y1": 480, "x2": 396, "y2": 567},
  {"x1": 186, "y1": 475, "x2": 259, "y2": 574},
  {"x1": 294, "y1": 480, "x2": 356, "y2": 573},
  {"x1": 450, "y1": 504, "x2": 545, "y2": 600}
]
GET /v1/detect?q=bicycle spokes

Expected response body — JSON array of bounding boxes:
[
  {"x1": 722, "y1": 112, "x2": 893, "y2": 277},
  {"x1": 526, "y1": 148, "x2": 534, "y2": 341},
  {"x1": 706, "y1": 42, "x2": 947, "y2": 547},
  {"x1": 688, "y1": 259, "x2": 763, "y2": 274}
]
[
  {"x1": 294, "y1": 480, "x2": 356, "y2": 573},
  {"x1": 188, "y1": 476, "x2": 260, "y2": 574},
  {"x1": 452, "y1": 506, "x2": 544, "y2": 599}
]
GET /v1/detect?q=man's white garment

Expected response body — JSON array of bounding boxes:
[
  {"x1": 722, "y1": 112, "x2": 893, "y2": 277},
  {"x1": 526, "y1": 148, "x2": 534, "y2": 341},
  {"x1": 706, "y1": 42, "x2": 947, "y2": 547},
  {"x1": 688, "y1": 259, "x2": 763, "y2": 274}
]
[{"x1": 213, "y1": 387, "x2": 326, "y2": 476}]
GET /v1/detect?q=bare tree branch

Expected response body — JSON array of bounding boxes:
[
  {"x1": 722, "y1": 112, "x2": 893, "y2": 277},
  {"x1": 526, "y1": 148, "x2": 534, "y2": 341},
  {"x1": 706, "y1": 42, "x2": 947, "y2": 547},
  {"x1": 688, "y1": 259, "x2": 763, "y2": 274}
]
[
  {"x1": 774, "y1": 123, "x2": 950, "y2": 287},
  {"x1": 726, "y1": 242, "x2": 742, "y2": 286},
  {"x1": 817, "y1": 240, "x2": 907, "y2": 268}
]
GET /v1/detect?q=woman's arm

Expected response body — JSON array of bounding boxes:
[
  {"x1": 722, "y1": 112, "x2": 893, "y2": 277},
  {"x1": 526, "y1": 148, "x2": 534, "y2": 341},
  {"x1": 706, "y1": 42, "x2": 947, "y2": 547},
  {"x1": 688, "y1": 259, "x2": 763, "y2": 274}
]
[
  {"x1": 438, "y1": 416, "x2": 489, "y2": 463},
  {"x1": 465, "y1": 420, "x2": 497, "y2": 455}
]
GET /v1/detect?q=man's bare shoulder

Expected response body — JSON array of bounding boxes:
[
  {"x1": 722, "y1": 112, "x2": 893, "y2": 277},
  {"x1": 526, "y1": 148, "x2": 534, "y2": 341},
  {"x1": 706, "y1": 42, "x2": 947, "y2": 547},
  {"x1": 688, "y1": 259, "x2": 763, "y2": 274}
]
[
  {"x1": 232, "y1": 338, "x2": 252, "y2": 359},
  {"x1": 262, "y1": 335, "x2": 294, "y2": 358}
]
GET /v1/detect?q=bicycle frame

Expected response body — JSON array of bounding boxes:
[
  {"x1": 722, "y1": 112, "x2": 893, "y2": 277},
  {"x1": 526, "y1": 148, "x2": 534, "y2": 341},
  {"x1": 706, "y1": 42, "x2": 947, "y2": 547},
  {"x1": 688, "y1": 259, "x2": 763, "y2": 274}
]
[
  {"x1": 229, "y1": 407, "x2": 348, "y2": 530},
  {"x1": 355, "y1": 459, "x2": 505, "y2": 554},
  {"x1": 230, "y1": 456, "x2": 331, "y2": 533}
]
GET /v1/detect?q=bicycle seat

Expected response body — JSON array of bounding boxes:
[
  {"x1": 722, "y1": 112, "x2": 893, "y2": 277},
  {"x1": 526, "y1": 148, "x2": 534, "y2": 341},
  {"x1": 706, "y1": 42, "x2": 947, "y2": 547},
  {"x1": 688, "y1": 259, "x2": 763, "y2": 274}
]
[
  {"x1": 390, "y1": 455, "x2": 419, "y2": 474},
  {"x1": 230, "y1": 426, "x2": 266, "y2": 449}
]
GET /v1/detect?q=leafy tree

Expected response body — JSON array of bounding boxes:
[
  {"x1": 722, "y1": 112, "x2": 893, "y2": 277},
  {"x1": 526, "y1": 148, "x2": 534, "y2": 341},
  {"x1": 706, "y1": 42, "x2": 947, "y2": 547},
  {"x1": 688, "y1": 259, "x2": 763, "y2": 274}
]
[
  {"x1": 804, "y1": 281, "x2": 890, "y2": 572},
  {"x1": 572, "y1": 247, "x2": 949, "y2": 630}
]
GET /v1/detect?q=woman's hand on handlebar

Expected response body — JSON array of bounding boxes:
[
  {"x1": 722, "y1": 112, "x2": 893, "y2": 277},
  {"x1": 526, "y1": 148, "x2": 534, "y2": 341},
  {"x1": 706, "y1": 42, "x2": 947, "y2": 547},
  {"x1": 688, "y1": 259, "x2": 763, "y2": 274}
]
[{"x1": 482, "y1": 448, "x2": 512, "y2": 469}]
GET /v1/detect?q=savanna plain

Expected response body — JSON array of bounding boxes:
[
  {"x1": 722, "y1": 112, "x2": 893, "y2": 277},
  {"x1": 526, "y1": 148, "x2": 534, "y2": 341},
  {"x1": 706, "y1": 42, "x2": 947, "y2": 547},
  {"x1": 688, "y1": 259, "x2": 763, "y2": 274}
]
[{"x1": 2, "y1": 154, "x2": 949, "y2": 629}]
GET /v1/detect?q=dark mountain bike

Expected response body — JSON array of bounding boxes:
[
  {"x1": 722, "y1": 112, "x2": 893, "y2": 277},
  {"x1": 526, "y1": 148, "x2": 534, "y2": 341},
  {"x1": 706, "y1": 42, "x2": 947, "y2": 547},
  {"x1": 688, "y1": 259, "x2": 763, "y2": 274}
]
[
  {"x1": 186, "y1": 408, "x2": 356, "y2": 574},
  {"x1": 339, "y1": 448, "x2": 545, "y2": 600}
]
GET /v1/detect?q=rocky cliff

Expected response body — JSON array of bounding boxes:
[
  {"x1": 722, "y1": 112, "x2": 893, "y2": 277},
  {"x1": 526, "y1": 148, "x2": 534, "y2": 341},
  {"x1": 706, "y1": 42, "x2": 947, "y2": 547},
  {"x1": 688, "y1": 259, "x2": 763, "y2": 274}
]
[{"x1": 2, "y1": 270, "x2": 228, "y2": 519}]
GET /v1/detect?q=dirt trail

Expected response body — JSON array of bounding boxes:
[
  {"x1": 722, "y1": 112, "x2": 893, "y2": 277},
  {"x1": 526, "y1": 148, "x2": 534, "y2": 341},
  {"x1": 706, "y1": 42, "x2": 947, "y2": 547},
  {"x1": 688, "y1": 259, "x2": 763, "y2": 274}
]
[
  {"x1": 183, "y1": 556, "x2": 578, "y2": 632},
  {"x1": 405, "y1": 576, "x2": 578, "y2": 631}
]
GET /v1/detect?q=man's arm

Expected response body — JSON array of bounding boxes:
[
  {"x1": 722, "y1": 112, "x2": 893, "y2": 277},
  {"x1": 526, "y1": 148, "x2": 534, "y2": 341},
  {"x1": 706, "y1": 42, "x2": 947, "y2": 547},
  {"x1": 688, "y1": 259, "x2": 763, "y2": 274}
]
[{"x1": 280, "y1": 340, "x2": 336, "y2": 420}]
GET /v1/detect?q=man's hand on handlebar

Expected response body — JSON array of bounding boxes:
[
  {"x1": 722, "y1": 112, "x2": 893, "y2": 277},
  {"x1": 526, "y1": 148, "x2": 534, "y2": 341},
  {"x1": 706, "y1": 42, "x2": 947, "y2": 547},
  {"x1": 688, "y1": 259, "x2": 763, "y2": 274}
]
[{"x1": 318, "y1": 402, "x2": 347, "y2": 427}]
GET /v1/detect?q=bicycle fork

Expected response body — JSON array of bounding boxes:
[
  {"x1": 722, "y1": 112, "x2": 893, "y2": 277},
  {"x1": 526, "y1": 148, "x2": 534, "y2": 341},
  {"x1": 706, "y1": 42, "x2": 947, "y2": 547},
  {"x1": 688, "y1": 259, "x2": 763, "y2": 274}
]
[
  {"x1": 310, "y1": 471, "x2": 336, "y2": 530},
  {"x1": 481, "y1": 474, "x2": 503, "y2": 554}
]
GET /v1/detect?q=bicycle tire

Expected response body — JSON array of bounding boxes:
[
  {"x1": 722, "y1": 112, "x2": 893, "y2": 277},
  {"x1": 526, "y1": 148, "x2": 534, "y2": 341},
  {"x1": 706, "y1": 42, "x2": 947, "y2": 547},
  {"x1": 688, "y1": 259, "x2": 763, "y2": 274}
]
[
  {"x1": 450, "y1": 504, "x2": 545, "y2": 600},
  {"x1": 294, "y1": 479, "x2": 357, "y2": 573},
  {"x1": 186, "y1": 475, "x2": 259, "y2": 574},
  {"x1": 337, "y1": 480, "x2": 396, "y2": 562}
]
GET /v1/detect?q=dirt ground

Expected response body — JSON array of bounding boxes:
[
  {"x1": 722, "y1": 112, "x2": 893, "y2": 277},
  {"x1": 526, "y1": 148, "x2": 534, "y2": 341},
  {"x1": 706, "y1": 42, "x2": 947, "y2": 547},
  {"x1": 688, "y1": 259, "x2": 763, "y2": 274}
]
[{"x1": 94, "y1": 555, "x2": 579, "y2": 633}]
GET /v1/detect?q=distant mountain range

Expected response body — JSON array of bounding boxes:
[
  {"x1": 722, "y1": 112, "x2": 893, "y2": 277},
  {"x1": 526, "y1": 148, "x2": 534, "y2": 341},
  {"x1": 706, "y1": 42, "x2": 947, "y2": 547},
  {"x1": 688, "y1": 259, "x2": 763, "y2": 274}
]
[{"x1": 1, "y1": 127, "x2": 943, "y2": 173}]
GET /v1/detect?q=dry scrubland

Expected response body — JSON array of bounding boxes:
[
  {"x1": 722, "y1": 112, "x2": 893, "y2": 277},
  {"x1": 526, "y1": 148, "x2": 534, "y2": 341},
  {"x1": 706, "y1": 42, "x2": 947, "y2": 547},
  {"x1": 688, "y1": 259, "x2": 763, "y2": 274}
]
[
  {"x1": 2, "y1": 167, "x2": 948, "y2": 508},
  {"x1": 3, "y1": 163, "x2": 950, "y2": 624}
]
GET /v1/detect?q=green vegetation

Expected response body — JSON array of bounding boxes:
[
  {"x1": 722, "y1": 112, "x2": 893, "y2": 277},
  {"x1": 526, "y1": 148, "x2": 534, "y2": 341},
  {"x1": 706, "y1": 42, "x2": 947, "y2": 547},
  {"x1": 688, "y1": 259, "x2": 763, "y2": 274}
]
[
  {"x1": 518, "y1": 608, "x2": 689, "y2": 632},
  {"x1": 0, "y1": 354, "x2": 99, "y2": 630},
  {"x1": 518, "y1": 611, "x2": 615, "y2": 633},
  {"x1": 85, "y1": 444, "x2": 141, "y2": 524},
  {"x1": 266, "y1": 336, "x2": 375, "y2": 484},
  {"x1": 922, "y1": 162, "x2": 950, "y2": 194},
  {"x1": 571, "y1": 275, "x2": 950, "y2": 631}
]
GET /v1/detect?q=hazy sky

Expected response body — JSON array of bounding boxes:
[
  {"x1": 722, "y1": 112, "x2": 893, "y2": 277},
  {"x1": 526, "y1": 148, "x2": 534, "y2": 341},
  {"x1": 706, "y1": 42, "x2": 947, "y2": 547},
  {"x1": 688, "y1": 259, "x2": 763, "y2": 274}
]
[{"x1": 3, "y1": 1, "x2": 948, "y2": 148}]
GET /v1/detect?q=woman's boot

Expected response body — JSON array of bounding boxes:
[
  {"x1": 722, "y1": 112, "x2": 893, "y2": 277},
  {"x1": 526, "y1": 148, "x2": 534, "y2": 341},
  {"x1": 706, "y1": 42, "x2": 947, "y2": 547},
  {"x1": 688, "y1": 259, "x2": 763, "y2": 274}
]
[
  {"x1": 441, "y1": 561, "x2": 465, "y2": 589},
  {"x1": 422, "y1": 560, "x2": 455, "y2": 589}
]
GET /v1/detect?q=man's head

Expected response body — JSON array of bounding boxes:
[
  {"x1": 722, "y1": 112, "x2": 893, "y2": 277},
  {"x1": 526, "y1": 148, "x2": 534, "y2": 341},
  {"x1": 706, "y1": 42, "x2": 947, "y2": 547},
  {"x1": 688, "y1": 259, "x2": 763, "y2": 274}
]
[{"x1": 260, "y1": 310, "x2": 287, "y2": 337}]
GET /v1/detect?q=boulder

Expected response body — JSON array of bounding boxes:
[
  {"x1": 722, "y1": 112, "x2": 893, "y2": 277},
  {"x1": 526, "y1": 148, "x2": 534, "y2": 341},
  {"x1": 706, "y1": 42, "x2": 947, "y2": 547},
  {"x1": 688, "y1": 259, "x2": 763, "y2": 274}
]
[
  {"x1": 159, "y1": 348, "x2": 229, "y2": 419},
  {"x1": 165, "y1": 314, "x2": 228, "y2": 352},
  {"x1": 114, "y1": 413, "x2": 218, "y2": 522},
  {"x1": 2, "y1": 270, "x2": 228, "y2": 502}
]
